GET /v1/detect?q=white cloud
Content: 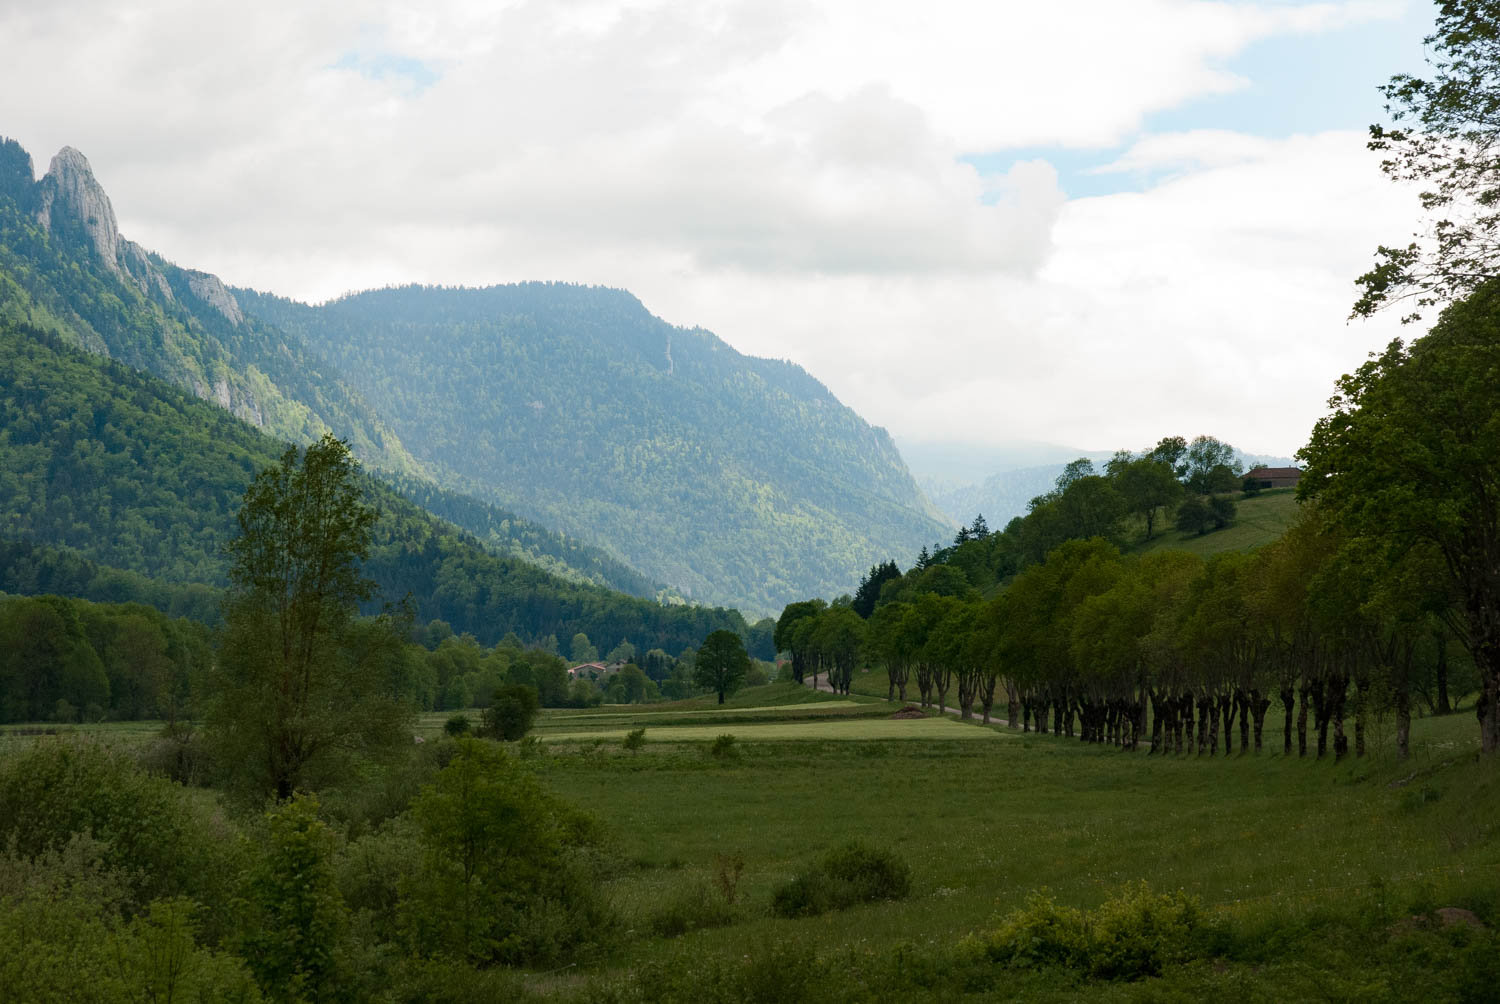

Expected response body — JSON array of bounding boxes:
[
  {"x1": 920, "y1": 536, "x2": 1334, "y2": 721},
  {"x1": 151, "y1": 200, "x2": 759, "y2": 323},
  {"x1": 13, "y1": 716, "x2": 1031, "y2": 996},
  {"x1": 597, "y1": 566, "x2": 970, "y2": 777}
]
[{"x1": 0, "y1": 0, "x2": 1422, "y2": 458}]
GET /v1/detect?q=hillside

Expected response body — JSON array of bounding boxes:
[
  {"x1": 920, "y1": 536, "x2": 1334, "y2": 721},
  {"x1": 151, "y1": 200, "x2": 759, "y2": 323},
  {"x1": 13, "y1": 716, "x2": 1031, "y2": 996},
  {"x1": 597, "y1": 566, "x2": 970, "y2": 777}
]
[
  {"x1": 0, "y1": 317, "x2": 752, "y2": 654},
  {"x1": 239, "y1": 284, "x2": 952, "y2": 614},
  {"x1": 1131, "y1": 488, "x2": 1301, "y2": 558}
]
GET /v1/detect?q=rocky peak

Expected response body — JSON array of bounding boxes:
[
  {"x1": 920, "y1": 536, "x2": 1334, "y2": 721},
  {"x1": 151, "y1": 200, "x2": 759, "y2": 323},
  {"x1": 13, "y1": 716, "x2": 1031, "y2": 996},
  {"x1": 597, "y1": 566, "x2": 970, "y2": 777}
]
[
  {"x1": 37, "y1": 146, "x2": 123, "y2": 271},
  {"x1": 185, "y1": 269, "x2": 243, "y2": 325}
]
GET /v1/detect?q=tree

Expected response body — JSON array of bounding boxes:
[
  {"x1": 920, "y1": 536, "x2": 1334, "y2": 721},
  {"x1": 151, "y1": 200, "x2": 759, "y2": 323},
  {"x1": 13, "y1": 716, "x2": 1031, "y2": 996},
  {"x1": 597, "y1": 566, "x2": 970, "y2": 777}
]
[
  {"x1": 1180, "y1": 436, "x2": 1237, "y2": 495},
  {"x1": 206, "y1": 434, "x2": 411, "y2": 800},
  {"x1": 1354, "y1": 3, "x2": 1500, "y2": 321},
  {"x1": 482, "y1": 683, "x2": 539, "y2": 740},
  {"x1": 1115, "y1": 457, "x2": 1182, "y2": 540},
  {"x1": 569, "y1": 632, "x2": 598, "y2": 663},
  {"x1": 1300, "y1": 284, "x2": 1500, "y2": 752},
  {"x1": 852, "y1": 560, "x2": 901, "y2": 619},
  {"x1": 695, "y1": 630, "x2": 750, "y2": 704}
]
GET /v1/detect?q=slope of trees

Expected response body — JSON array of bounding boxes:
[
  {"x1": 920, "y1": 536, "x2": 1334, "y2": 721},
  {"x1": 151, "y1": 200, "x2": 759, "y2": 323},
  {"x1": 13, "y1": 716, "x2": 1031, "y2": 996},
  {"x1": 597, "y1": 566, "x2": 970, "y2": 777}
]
[
  {"x1": 0, "y1": 318, "x2": 751, "y2": 658},
  {"x1": 236, "y1": 283, "x2": 951, "y2": 615}
]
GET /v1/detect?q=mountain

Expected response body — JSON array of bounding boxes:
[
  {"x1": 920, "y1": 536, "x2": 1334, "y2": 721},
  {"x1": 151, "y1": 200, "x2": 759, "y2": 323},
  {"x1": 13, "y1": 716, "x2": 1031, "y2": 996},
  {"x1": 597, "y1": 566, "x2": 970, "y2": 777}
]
[
  {"x1": 0, "y1": 316, "x2": 751, "y2": 654},
  {"x1": 0, "y1": 138, "x2": 669, "y2": 598},
  {"x1": 0, "y1": 139, "x2": 422, "y2": 477},
  {"x1": 238, "y1": 284, "x2": 951, "y2": 615},
  {"x1": 0, "y1": 138, "x2": 949, "y2": 615}
]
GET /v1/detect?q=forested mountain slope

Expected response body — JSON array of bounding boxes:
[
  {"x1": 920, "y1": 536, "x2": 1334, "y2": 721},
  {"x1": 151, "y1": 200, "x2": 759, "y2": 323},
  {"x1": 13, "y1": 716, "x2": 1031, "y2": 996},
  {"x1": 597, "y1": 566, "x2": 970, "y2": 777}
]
[
  {"x1": 0, "y1": 138, "x2": 664, "y2": 597},
  {"x1": 0, "y1": 318, "x2": 748, "y2": 652},
  {"x1": 240, "y1": 283, "x2": 952, "y2": 614},
  {"x1": 0, "y1": 138, "x2": 420, "y2": 476}
]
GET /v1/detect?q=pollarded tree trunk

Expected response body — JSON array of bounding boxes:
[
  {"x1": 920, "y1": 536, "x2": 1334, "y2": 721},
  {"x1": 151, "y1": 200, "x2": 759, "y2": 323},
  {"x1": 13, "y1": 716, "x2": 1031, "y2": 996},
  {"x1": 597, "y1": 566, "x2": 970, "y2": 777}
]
[
  {"x1": 1280, "y1": 687, "x2": 1295, "y2": 755},
  {"x1": 1396, "y1": 684, "x2": 1411, "y2": 760},
  {"x1": 1221, "y1": 694, "x2": 1236, "y2": 755},
  {"x1": 979, "y1": 675, "x2": 998, "y2": 725},
  {"x1": 1006, "y1": 681, "x2": 1019, "y2": 728},
  {"x1": 1251, "y1": 691, "x2": 1271, "y2": 753},
  {"x1": 1238, "y1": 691, "x2": 1252, "y2": 753},
  {"x1": 1206, "y1": 697, "x2": 1220, "y2": 756},
  {"x1": 1150, "y1": 691, "x2": 1165, "y2": 754}
]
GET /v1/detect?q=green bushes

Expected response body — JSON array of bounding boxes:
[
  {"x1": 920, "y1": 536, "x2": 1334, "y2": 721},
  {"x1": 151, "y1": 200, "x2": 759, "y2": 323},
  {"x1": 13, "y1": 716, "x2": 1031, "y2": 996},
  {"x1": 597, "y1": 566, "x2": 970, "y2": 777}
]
[
  {"x1": 771, "y1": 841, "x2": 911, "y2": 918},
  {"x1": 0, "y1": 739, "x2": 237, "y2": 912},
  {"x1": 483, "y1": 684, "x2": 540, "y2": 741},
  {"x1": 960, "y1": 882, "x2": 1203, "y2": 981}
]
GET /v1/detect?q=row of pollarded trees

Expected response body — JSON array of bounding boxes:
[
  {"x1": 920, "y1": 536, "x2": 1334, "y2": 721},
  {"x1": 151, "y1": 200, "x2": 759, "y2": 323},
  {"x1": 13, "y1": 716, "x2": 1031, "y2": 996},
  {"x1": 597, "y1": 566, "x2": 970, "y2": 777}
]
[{"x1": 779, "y1": 502, "x2": 1465, "y2": 762}]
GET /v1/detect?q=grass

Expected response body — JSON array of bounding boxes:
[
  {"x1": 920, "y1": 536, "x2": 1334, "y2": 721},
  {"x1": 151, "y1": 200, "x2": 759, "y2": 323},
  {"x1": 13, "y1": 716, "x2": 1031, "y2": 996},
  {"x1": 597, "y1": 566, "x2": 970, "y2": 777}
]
[
  {"x1": 11, "y1": 677, "x2": 1499, "y2": 998},
  {"x1": 525, "y1": 690, "x2": 1499, "y2": 997},
  {"x1": 1131, "y1": 488, "x2": 1301, "y2": 558}
]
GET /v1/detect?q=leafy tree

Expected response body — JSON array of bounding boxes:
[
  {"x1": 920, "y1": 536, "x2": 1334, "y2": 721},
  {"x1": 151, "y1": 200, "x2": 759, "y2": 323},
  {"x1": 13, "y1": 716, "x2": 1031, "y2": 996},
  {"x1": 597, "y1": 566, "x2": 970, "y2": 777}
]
[
  {"x1": 1354, "y1": 3, "x2": 1500, "y2": 321},
  {"x1": 206, "y1": 434, "x2": 411, "y2": 800},
  {"x1": 774, "y1": 600, "x2": 825, "y2": 683},
  {"x1": 1175, "y1": 497, "x2": 1212, "y2": 536},
  {"x1": 1300, "y1": 285, "x2": 1500, "y2": 752},
  {"x1": 404, "y1": 739, "x2": 611, "y2": 965},
  {"x1": 240, "y1": 795, "x2": 347, "y2": 1001},
  {"x1": 569, "y1": 632, "x2": 598, "y2": 663},
  {"x1": 1115, "y1": 457, "x2": 1181, "y2": 540},
  {"x1": 1149, "y1": 435, "x2": 1188, "y2": 474},
  {"x1": 1180, "y1": 436, "x2": 1237, "y2": 495},
  {"x1": 695, "y1": 630, "x2": 750, "y2": 704},
  {"x1": 482, "y1": 684, "x2": 540, "y2": 740}
]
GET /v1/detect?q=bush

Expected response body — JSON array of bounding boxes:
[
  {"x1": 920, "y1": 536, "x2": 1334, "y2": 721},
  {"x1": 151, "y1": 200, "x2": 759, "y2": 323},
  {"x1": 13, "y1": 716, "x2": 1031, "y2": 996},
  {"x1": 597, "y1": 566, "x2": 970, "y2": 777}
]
[
  {"x1": 482, "y1": 684, "x2": 540, "y2": 741},
  {"x1": 444, "y1": 713, "x2": 472, "y2": 736},
  {"x1": 708, "y1": 733, "x2": 738, "y2": 759},
  {"x1": 962, "y1": 882, "x2": 1202, "y2": 981},
  {"x1": 771, "y1": 841, "x2": 911, "y2": 918},
  {"x1": 623, "y1": 727, "x2": 647, "y2": 753},
  {"x1": 646, "y1": 875, "x2": 738, "y2": 937},
  {"x1": 0, "y1": 739, "x2": 238, "y2": 913}
]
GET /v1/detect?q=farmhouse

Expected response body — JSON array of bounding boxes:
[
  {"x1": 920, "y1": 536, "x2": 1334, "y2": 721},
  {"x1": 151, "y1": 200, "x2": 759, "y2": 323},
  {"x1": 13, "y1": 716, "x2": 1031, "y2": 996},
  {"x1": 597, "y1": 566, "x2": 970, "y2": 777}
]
[{"x1": 1244, "y1": 466, "x2": 1302, "y2": 490}]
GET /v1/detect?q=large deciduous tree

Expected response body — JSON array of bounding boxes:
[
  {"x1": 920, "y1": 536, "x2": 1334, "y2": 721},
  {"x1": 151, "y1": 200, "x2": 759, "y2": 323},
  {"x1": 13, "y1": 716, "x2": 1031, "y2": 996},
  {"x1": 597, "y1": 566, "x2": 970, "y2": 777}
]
[
  {"x1": 207, "y1": 434, "x2": 411, "y2": 800},
  {"x1": 695, "y1": 629, "x2": 750, "y2": 704},
  {"x1": 1355, "y1": 2, "x2": 1500, "y2": 321},
  {"x1": 1300, "y1": 285, "x2": 1500, "y2": 753}
]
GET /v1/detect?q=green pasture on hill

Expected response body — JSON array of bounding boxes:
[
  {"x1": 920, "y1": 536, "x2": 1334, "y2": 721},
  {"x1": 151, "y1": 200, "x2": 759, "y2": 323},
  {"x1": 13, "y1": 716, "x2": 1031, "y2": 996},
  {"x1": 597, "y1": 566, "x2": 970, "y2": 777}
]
[{"x1": 1131, "y1": 487, "x2": 1301, "y2": 558}]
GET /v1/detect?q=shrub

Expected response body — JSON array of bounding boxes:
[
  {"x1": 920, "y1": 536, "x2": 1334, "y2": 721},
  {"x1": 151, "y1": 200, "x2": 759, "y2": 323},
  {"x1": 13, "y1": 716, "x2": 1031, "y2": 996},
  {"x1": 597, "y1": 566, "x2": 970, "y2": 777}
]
[
  {"x1": 0, "y1": 739, "x2": 238, "y2": 912},
  {"x1": 482, "y1": 684, "x2": 540, "y2": 741},
  {"x1": 709, "y1": 733, "x2": 738, "y2": 759},
  {"x1": 646, "y1": 875, "x2": 738, "y2": 937},
  {"x1": 771, "y1": 841, "x2": 911, "y2": 918},
  {"x1": 964, "y1": 882, "x2": 1202, "y2": 981},
  {"x1": 444, "y1": 714, "x2": 472, "y2": 737},
  {"x1": 623, "y1": 727, "x2": 647, "y2": 753}
]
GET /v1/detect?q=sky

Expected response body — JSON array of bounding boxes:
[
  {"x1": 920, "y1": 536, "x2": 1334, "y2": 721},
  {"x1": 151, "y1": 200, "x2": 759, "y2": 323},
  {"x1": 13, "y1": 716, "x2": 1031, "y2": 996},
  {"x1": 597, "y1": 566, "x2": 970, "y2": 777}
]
[{"x1": 0, "y1": 0, "x2": 1439, "y2": 463}]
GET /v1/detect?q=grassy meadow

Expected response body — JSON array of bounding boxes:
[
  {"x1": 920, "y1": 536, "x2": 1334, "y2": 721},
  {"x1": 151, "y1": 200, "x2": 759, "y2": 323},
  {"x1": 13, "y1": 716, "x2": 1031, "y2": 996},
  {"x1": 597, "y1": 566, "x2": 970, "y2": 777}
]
[
  {"x1": 6, "y1": 679, "x2": 1498, "y2": 1000},
  {"x1": 513, "y1": 680, "x2": 1500, "y2": 999}
]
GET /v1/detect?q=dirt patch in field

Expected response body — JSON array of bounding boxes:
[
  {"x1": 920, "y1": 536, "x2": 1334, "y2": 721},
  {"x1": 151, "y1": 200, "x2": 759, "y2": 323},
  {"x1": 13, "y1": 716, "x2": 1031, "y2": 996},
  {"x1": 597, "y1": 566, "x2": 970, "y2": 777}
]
[{"x1": 890, "y1": 706, "x2": 927, "y2": 720}]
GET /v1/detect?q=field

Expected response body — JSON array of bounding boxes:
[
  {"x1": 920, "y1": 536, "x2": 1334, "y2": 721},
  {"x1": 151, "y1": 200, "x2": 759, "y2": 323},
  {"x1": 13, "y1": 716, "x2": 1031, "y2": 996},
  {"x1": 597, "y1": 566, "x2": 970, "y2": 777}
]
[
  {"x1": 515, "y1": 681, "x2": 1500, "y2": 999},
  {"x1": 7, "y1": 680, "x2": 1498, "y2": 999}
]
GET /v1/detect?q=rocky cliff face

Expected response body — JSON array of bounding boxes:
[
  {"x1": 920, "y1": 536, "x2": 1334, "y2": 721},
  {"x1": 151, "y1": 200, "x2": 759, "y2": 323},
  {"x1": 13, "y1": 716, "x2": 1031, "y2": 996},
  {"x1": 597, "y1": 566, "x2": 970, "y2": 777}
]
[{"x1": 36, "y1": 147, "x2": 176, "y2": 300}]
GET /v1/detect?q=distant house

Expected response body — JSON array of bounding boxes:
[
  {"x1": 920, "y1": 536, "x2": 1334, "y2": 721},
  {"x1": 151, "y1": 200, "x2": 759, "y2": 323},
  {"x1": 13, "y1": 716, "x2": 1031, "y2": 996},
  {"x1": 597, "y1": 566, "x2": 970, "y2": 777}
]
[
  {"x1": 1244, "y1": 466, "x2": 1302, "y2": 490},
  {"x1": 567, "y1": 660, "x2": 626, "y2": 680}
]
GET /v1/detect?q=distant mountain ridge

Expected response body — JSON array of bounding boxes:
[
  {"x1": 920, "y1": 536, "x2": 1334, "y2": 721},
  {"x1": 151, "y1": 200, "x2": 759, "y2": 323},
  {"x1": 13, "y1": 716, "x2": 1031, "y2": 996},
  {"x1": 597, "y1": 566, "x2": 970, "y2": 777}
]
[
  {"x1": 0, "y1": 137, "x2": 950, "y2": 614},
  {"x1": 239, "y1": 283, "x2": 952, "y2": 614},
  {"x1": 0, "y1": 138, "x2": 667, "y2": 597}
]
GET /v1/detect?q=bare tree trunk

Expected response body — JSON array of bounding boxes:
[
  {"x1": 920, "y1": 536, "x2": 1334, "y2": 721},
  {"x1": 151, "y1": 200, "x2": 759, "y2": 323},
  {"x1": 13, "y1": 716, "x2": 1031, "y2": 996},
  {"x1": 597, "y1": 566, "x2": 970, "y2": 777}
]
[
  {"x1": 1396, "y1": 684, "x2": 1411, "y2": 760},
  {"x1": 1280, "y1": 687, "x2": 1295, "y2": 755},
  {"x1": 1006, "y1": 682, "x2": 1019, "y2": 728}
]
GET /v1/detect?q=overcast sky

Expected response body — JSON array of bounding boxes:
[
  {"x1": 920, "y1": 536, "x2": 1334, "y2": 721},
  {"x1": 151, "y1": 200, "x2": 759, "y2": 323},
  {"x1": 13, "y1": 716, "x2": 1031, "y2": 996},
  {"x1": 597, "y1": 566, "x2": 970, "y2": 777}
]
[{"x1": 0, "y1": 0, "x2": 1436, "y2": 460}]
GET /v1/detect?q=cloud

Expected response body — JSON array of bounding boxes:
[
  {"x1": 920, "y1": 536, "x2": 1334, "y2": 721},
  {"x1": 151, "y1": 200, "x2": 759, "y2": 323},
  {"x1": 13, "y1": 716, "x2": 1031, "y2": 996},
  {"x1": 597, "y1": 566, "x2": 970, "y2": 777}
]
[{"x1": 0, "y1": 0, "x2": 1422, "y2": 458}]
